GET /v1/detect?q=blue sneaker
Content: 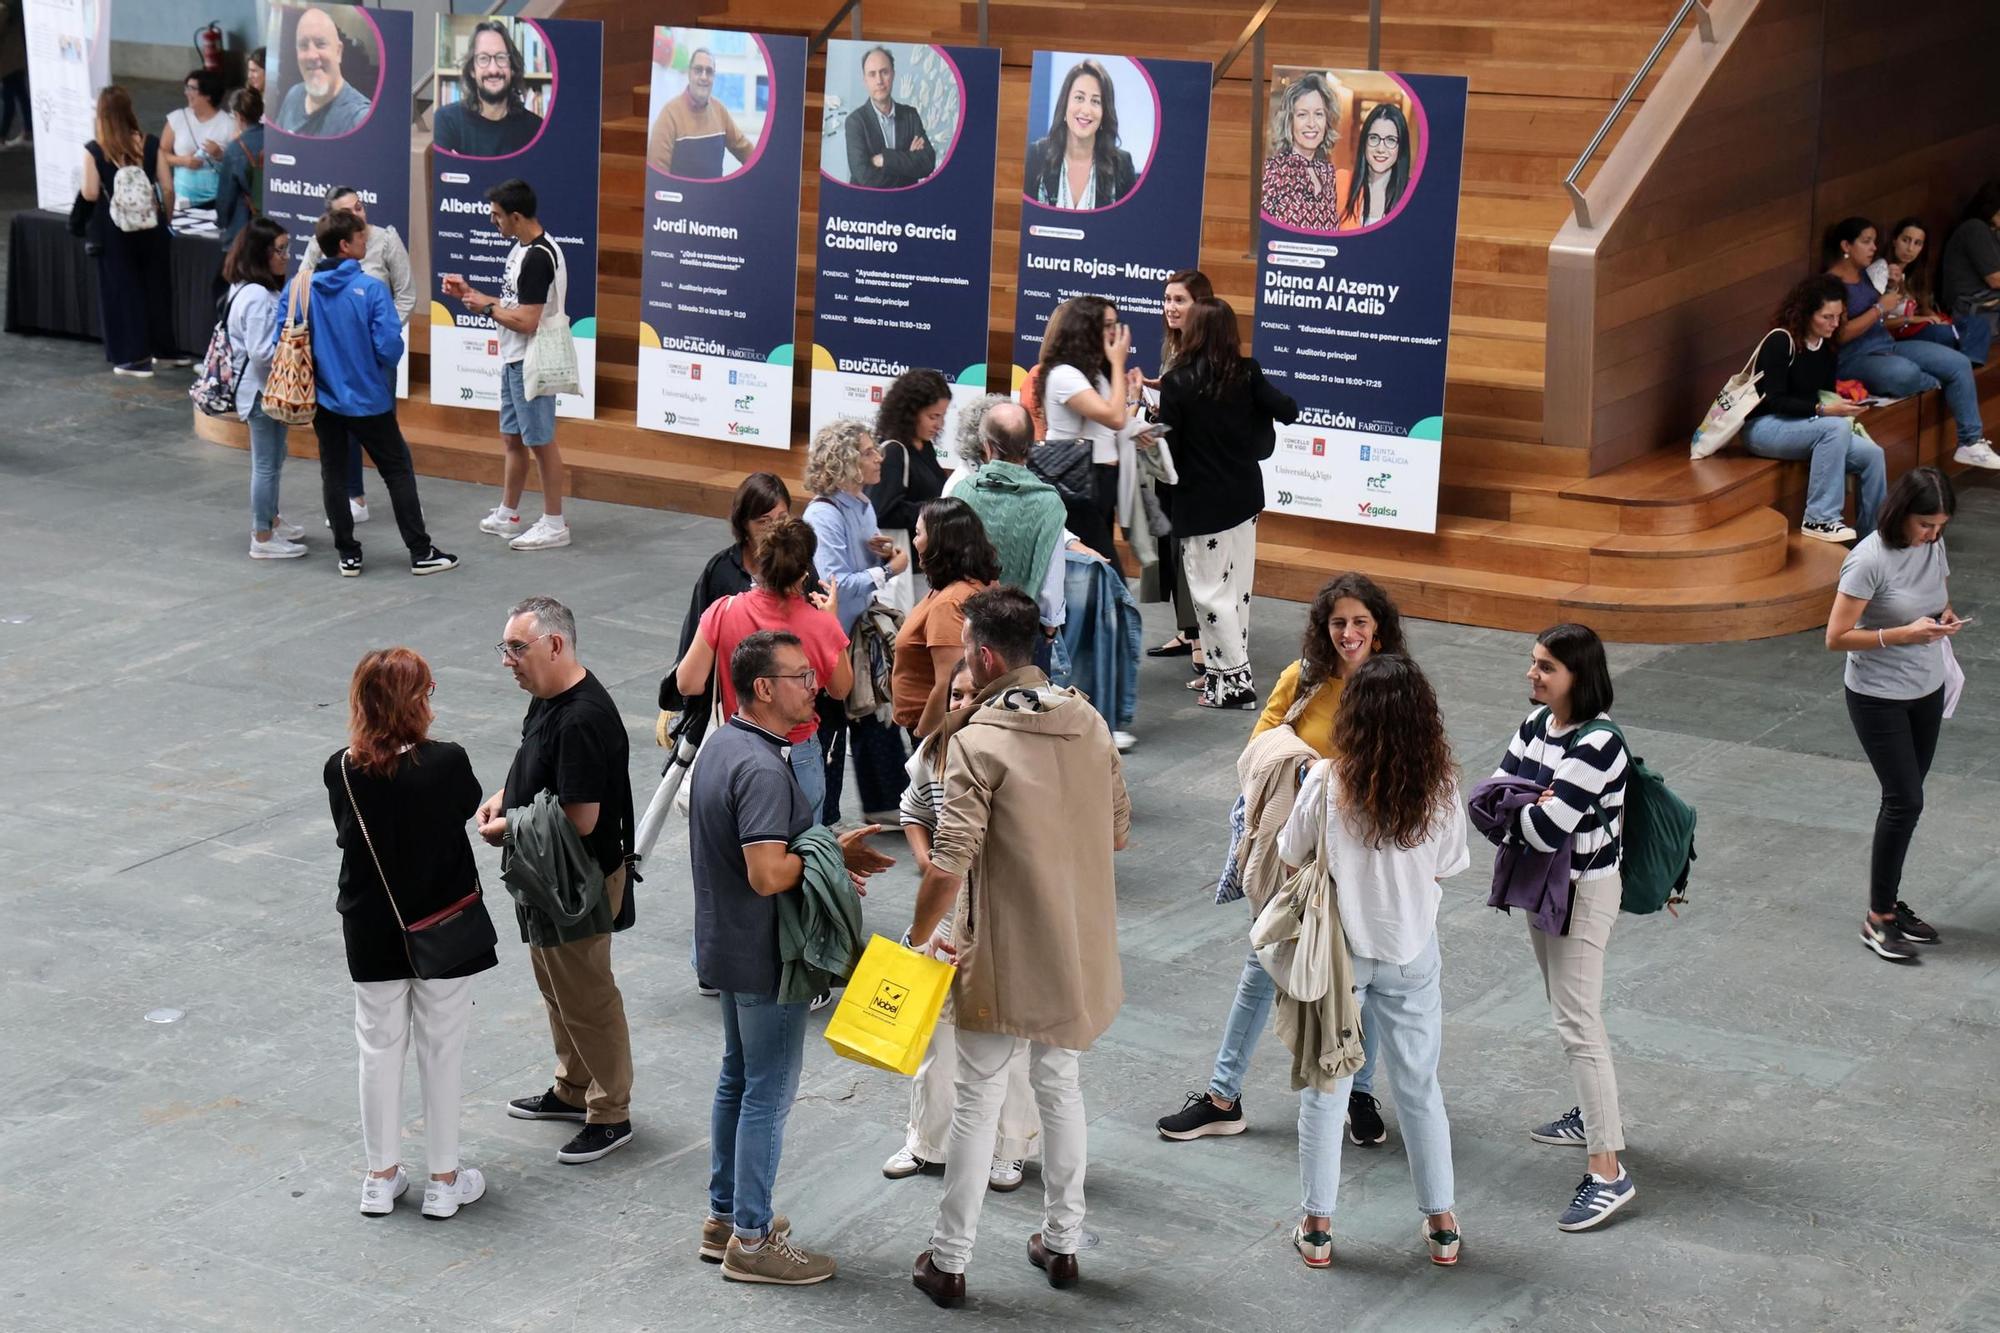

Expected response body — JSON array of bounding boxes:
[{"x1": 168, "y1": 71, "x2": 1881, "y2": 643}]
[
  {"x1": 1530, "y1": 1105, "x2": 1587, "y2": 1147},
  {"x1": 1557, "y1": 1170, "x2": 1636, "y2": 1231}
]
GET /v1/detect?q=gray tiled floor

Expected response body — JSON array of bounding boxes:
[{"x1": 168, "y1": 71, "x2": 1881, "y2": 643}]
[{"x1": 5, "y1": 147, "x2": 2000, "y2": 1332}]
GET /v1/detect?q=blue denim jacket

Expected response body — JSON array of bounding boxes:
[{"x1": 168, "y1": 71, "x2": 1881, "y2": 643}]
[{"x1": 1056, "y1": 552, "x2": 1141, "y2": 731}]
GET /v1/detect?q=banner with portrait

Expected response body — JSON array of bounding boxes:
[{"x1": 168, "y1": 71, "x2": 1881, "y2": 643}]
[
  {"x1": 1011, "y1": 52, "x2": 1210, "y2": 386},
  {"x1": 808, "y1": 40, "x2": 1000, "y2": 446},
  {"x1": 24, "y1": 0, "x2": 112, "y2": 213},
  {"x1": 634, "y1": 28, "x2": 806, "y2": 449},
  {"x1": 426, "y1": 15, "x2": 602, "y2": 419},
  {"x1": 262, "y1": 2, "x2": 413, "y2": 395},
  {"x1": 1253, "y1": 69, "x2": 1467, "y2": 534}
]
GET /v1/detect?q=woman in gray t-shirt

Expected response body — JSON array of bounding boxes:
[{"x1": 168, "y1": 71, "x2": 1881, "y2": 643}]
[{"x1": 1824, "y1": 467, "x2": 1965, "y2": 963}]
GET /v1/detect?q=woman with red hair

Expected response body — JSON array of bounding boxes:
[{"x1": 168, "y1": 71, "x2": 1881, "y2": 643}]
[{"x1": 323, "y1": 647, "x2": 497, "y2": 1220}]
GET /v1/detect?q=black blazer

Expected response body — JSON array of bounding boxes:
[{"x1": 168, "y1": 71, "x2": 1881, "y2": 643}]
[
  {"x1": 845, "y1": 101, "x2": 937, "y2": 187},
  {"x1": 1158, "y1": 356, "x2": 1298, "y2": 536},
  {"x1": 1029, "y1": 139, "x2": 1137, "y2": 208}
]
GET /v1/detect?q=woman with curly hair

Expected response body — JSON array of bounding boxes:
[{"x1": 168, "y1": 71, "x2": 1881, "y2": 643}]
[
  {"x1": 1737, "y1": 273, "x2": 1886, "y2": 542},
  {"x1": 1026, "y1": 59, "x2": 1137, "y2": 210},
  {"x1": 869, "y1": 368, "x2": 954, "y2": 599},
  {"x1": 1260, "y1": 72, "x2": 1348, "y2": 232},
  {"x1": 941, "y1": 393, "x2": 1009, "y2": 496},
  {"x1": 1035, "y1": 295, "x2": 1131, "y2": 560},
  {"x1": 323, "y1": 647, "x2": 496, "y2": 1219},
  {"x1": 1276, "y1": 652, "x2": 1467, "y2": 1269},
  {"x1": 1157, "y1": 573, "x2": 1402, "y2": 1149},
  {"x1": 803, "y1": 417, "x2": 910, "y2": 822}
]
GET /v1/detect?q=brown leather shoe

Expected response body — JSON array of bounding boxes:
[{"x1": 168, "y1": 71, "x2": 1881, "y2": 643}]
[
  {"x1": 1027, "y1": 1233, "x2": 1079, "y2": 1288},
  {"x1": 912, "y1": 1250, "x2": 965, "y2": 1308}
]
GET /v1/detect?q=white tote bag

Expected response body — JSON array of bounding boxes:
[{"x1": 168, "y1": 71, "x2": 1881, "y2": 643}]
[
  {"x1": 1690, "y1": 329, "x2": 1787, "y2": 460},
  {"x1": 522, "y1": 239, "x2": 580, "y2": 400}
]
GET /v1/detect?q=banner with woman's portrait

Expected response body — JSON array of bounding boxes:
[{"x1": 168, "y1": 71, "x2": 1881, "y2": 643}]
[
  {"x1": 635, "y1": 28, "x2": 807, "y2": 449},
  {"x1": 426, "y1": 15, "x2": 602, "y2": 420},
  {"x1": 261, "y1": 3, "x2": 411, "y2": 394},
  {"x1": 1253, "y1": 68, "x2": 1467, "y2": 534},
  {"x1": 809, "y1": 40, "x2": 1001, "y2": 444},
  {"x1": 1010, "y1": 52, "x2": 1210, "y2": 386}
]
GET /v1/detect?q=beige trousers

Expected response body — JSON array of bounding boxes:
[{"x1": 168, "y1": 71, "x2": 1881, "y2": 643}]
[
  {"x1": 528, "y1": 930, "x2": 633, "y2": 1124},
  {"x1": 1528, "y1": 873, "x2": 1625, "y2": 1153}
]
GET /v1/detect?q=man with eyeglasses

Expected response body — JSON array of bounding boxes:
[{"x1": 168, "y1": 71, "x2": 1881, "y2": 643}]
[
  {"x1": 476, "y1": 595, "x2": 638, "y2": 1164},
  {"x1": 433, "y1": 20, "x2": 543, "y2": 159},
  {"x1": 646, "y1": 46, "x2": 754, "y2": 179},
  {"x1": 687, "y1": 629, "x2": 893, "y2": 1285}
]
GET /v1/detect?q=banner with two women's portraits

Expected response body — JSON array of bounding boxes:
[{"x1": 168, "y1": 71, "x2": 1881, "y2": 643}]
[
  {"x1": 808, "y1": 39, "x2": 1002, "y2": 445},
  {"x1": 425, "y1": 15, "x2": 602, "y2": 420},
  {"x1": 1253, "y1": 68, "x2": 1467, "y2": 534},
  {"x1": 261, "y1": 1, "x2": 413, "y2": 395}
]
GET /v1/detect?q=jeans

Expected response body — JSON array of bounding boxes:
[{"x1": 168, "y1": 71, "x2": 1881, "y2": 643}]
[
  {"x1": 354, "y1": 975, "x2": 475, "y2": 1177},
  {"x1": 1846, "y1": 685, "x2": 1945, "y2": 915},
  {"x1": 1840, "y1": 339, "x2": 1988, "y2": 444},
  {"x1": 1528, "y1": 874, "x2": 1624, "y2": 1153},
  {"x1": 314, "y1": 408, "x2": 435, "y2": 559},
  {"x1": 500, "y1": 360, "x2": 558, "y2": 445},
  {"x1": 1209, "y1": 950, "x2": 1376, "y2": 1105},
  {"x1": 929, "y1": 1030, "x2": 1087, "y2": 1274},
  {"x1": 1739, "y1": 413, "x2": 1886, "y2": 528},
  {"x1": 709, "y1": 990, "x2": 808, "y2": 1238},
  {"x1": 817, "y1": 705, "x2": 907, "y2": 823},
  {"x1": 1298, "y1": 935, "x2": 1454, "y2": 1218},
  {"x1": 247, "y1": 397, "x2": 287, "y2": 532},
  {"x1": 788, "y1": 733, "x2": 825, "y2": 824}
]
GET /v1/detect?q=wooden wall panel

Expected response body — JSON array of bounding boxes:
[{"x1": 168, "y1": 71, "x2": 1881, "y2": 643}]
[{"x1": 1547, "y1": 0, "x2": 2000, "y2": 475}]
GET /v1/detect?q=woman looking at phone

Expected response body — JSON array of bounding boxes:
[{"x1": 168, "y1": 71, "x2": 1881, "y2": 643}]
[{"x1": 1035, "y1": 295, "x2": 1132, "y2": 561}]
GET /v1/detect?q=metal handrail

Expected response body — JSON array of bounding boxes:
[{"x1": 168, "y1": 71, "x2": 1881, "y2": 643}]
[
  {"x1": 810, "y1": 0, "x2": 864, "y2": 54},
  {"x1": 1562, "y1": 0, "x2": 1713, "y2": 228}
]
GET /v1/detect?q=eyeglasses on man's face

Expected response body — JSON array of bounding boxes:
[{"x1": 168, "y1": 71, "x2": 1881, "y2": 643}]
[
  {"x1": 760, "y1": 668, "x2": 819, "y2": 691},
  {"x1": 473, "y1": 52, "x2": 513, "y2": 70},
  {"x1": 495, "y1": 632, "x2": 550, "y2": 662}
]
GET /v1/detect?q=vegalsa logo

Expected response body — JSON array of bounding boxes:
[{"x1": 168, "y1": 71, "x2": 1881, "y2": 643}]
[
  {"x1": 726, "y1": 421, "x2": 759, "y2": 438},
  {"x1": 868, "y1": 978, "x2": 910, "y2": 1024},
  {"x1": 1365, "y1": 472, "x2": 1392, "y2": 491},
  {"x1": 1356, "y1": 501, "x2": 1400, "y2": 518}
]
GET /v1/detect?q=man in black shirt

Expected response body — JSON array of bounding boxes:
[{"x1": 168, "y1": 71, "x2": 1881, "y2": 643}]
[
  {"x1": 432, "y1": 20, "x2": 543, "y2": 159},
  {"x1": 476, "y1": 595, "x2": 637, "y2": 1163}
]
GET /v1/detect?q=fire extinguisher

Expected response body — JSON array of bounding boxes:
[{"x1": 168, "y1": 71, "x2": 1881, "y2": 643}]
[{"x1": 195, "y1": 22, "x2": 224, "y2": 74}]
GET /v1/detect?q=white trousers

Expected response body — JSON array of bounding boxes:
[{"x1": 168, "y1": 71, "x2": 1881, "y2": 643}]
[
  {"x1": 928, "y1": 1031, "x2": 1086, "y2": 1274},
  {"x1": 354, "y1": 975, "x2": 475, "y2": 1176},
  {"x1": 1181, "y1": 516, "x2": 1258, "y2": 687},
  {"x1": 906, "y1": 1017, "x2": 1041, "y2": 1163}
]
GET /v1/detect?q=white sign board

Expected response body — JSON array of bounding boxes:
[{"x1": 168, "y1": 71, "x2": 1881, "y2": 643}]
[{"x1": 25, "y1": 0, "x2": 112, "y2": 213}]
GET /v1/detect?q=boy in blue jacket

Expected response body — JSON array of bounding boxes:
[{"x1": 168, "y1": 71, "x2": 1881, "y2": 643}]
[{"x1": 286, "y1": 209, "x2": 456, "y2": 577}]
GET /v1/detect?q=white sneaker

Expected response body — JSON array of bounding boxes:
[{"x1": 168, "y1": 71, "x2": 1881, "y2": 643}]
[
  {"x1": 249, "y1": 536, "x2": 307, "y2": 560},
  {"x1": 421, "y1": 1165, "x2": 486, "y2": 1219},
  {"x1": 509, "y1": 518, "x2": 572, "y2": 551},
  {"x1": 1800, "y1": 517, "x2": 1857, "y2": 544},
  {"x1": 271, "y1": 518, "x2": 305, "y2": 542},
  {"x1": 1113, "y1": 730, "x2": 1137, "y2": 753},
  {"x1": 358, "y1": 1167, "x2": 408, "y2": 1216},
  {"x1": 350, "y1": 498, "x2": 370, "y2": 524},
  {"x1": 881, "y1": 1146, "x2": 933, "y2": 1179},
  {"x1": 1954, "y1": 440, "x2": 2000, "y2": 471},
  {"x1": 987, "y1": 1158, "x2": 1025, "y2": 1192},
  {"x1": 479, "y1": 507, "x2": 525, "y2": 537}
]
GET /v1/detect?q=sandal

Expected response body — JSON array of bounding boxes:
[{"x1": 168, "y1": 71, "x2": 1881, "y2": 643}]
[{"x1": 1147, "y1": 635, "x2": 1196, "y2": 658}]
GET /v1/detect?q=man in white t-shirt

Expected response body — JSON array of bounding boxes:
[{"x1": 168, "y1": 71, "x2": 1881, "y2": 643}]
[{"x1": 442, "y1": 178, "x2": 570, "y2": 551}]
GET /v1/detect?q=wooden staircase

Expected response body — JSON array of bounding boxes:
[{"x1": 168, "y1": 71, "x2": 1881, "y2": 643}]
[{"x1": 197, "y1": 0, "x2": 1990, "y2": 641}]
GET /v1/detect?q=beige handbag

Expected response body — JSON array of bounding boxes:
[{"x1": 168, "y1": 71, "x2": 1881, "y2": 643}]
[{"x1": 261, "y1": 272, "x2": 317, "y2": 425}]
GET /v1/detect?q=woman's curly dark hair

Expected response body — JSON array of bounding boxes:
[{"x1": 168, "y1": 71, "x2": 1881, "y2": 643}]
[
  {"x1": 1770, "y1": 274, "x2": 1848, "y2": 342},
  {"x1": 874, "y1": 367, "x2": 952, "y2": 450},
  {"x1": 1299, "y1": 572, "x2": 1405, "y2": 691},
  {"x1": 1331, "y1": 654, "x2": 1456, "y2": 850},
  {"x1": 1035, "y1": 295, "x2": 1114, "y2": 419}
]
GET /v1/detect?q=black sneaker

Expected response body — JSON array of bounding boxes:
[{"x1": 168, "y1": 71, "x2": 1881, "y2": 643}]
[
  {"x1": 1894, "y1": 901, "x2": 1941, "y2": 944},
  {"x1": 1157, "y1": 1091, "x2": 1245, "y2": 1141},
  {"x1": 558, "y1": 1120, "x2": 634, "y2": 1163},
  {"x1": 507, "y1": 1087, "x2": 587, "y2": 1122},
  {"x1": 1861, "y1": 916, "x2": 1920, "y2": 963},
  {"x1": 411, "y1": 546, "x2": 459, "y2": 576},
  {"x1": 1346, "y1": 1090, "x2": 1388, "y2": 1146},
  {"x1": 338, "y1": 553, "x2": 363, "y2": 578}
]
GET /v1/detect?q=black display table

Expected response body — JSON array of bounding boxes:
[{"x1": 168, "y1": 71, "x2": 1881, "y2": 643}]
[{"x1": 5, "y1": 209, "x2": 223, "y2": 358}]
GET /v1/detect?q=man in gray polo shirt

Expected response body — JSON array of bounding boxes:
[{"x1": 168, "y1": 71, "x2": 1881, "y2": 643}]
[{"x1": 689, "y1": 629, "x2": 891, "y2": 1287}]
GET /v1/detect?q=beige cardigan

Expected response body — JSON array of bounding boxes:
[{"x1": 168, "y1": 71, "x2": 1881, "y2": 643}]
[
  {"x1": 929, "y1": 667, "x2": 1131, "y2": 1051},
  {"x1": 1261, "y1": 754, "x2": 1366, "y2": 1091}
]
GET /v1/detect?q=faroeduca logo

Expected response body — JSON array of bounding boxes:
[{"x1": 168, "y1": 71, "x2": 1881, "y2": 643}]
[
  {"x1": 868, "y1": 977, "x2": 910, "y2": 1024},
  {"x1": 733, "y1": 395, "x2": 755, "y2": 410},
  {"x1": 726, "y1": 421, "x2": 759, "y2": 438},
  {"x1": 1366, "y1": 472, "x2": 1391, "y2": 491},
  {"x1": 1356, "y1": 500, "x2": 1400, "y2": 518}
]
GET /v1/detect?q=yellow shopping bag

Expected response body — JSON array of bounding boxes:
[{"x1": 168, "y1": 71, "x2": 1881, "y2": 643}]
[{"x1": 824, "y1": 934, "x2": 953, "y2": 1076}]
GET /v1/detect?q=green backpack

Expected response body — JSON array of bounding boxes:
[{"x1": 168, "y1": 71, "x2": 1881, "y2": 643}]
[{"x1": 1562, "y1": 717, "x2": 1697, "y2": 916}]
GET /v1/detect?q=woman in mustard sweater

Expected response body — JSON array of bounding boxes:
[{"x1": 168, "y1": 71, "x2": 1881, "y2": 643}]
[{"x1": 1156, "y1": 572, "x2": 1408, "y2": 1145}]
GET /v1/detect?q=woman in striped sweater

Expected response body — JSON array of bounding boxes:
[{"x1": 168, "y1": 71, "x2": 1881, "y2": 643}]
[{"x1": 1495, "y1": 623, "x2": 1635, "y2": 1232}]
